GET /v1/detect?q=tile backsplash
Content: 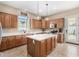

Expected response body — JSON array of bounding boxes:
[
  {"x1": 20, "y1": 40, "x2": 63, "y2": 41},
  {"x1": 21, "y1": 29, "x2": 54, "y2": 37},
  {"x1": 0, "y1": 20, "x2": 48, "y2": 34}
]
[{"x1": 2, "y1": 28, "x2": 18, "y2": 33}]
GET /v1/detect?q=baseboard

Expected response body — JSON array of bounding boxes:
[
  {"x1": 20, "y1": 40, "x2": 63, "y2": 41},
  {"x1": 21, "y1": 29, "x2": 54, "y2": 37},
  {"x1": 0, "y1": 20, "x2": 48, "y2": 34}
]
[{"x1": 66, "y1": 42, "x2": 79, "y2": 45}]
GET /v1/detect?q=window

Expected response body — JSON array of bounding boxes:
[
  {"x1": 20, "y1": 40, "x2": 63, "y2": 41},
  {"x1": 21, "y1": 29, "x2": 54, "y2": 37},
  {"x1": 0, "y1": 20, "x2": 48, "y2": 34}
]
[{"x1": 18, "y1": 16, "x2": 30, "y2": 32}]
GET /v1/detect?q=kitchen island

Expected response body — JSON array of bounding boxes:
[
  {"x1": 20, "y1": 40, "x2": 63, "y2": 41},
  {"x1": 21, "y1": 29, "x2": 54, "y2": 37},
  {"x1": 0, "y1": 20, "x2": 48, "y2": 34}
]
[{"x1": 27, "y1": 34, "x2": 57, "y2": 57}]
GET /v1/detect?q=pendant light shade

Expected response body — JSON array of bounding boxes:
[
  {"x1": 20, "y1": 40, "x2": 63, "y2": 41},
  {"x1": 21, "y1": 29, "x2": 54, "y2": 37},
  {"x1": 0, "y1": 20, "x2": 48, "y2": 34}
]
[
  {"x1": 36, "y1": 1, "x2": 41, "y2": 20},
  {"x1": 45, "y1": 2, "x2": 49, "y2": 20},
  {"x1": 37, "y1": 16, "x2": 41, "y2": 20}
]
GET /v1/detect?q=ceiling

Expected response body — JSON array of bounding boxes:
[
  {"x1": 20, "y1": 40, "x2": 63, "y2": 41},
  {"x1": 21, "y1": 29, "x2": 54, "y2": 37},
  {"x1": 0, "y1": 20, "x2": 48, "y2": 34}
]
[{"x1": 0, "y1": 1, "x2": 79, "y2": 17}]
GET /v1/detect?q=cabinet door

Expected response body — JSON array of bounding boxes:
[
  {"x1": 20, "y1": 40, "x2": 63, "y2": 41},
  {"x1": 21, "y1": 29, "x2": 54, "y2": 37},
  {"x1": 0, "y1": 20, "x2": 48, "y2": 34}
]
[
  {"x1": 27, "y1": 38, "x2": 35, "y2": 56},
  {"x1": 57, "y1": 34, "x2": 64, "y2": 43},
  {"x1": 46, "y1": 20, "x2": 50, "y2": 29},
  {"x1": 22, "y1": 35, "x2": 27, "y2": 44},
  {"x1": 0, "y1": 13, "x2": 6, "y2": 28},
  {"x1": 55, "y1": 18, "x2": 64, "y2": 28},
  {"x1": 54, "y1": 37, "x2": 57, "y2": 47},
  {"x1": 5, "y1": 14, "x2": 11, "y2": 28},
  {"x1": 31, "y1": 19, "x2": 35, "y2": 28},
  {"x1": 31, "y1": 19, "x2": 42, "y2": 29},
  {"x1": 40, "y1": 40, "x2": 47, "y2": 56},
  {"x1": 0, "y1": 12, "x2": 17, "y2": 28},
  {"x1": 11, "y1": 15, "x2": 17, "y2": 28},
  {"x1": 51, "y1": 38, "x2": 55, "y2": 50},
  {"x1": 42, "y1": 20, "x2": 46, "y2": 29},
  {"x1": 15, "y1": 35, "x2": 23, "y2": 46},
  {"x1": 1, "y1": 37, "x2": 8, "y2": 50},
  {"x1": 46, "y1": 38, "x2": 52, "y2": 54},
  {"x1": 7, "y1": 36, "x2": 15, "y2": 48},
  {"x1": 36, "y1": 20, "x2": 41, "y2": 29}
]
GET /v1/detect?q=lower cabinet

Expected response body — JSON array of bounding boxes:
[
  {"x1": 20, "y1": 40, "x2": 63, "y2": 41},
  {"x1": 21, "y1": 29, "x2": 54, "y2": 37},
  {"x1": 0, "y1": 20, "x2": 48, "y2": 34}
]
[
  {"x1": 27, "y1": 37, "x2": 57, "y2": 57},
  {"x1": 57, "y1": 33, "x2": 64, "y2": 43},
  {"x1": 34, "y1": 40, "x2": 47, "y2": 57},
  {"x1": 0, "y1": 37, "x2": 9, "y2": 50},
  {"x1": 7, "y1": 36, "x2": 16, "y2": 48},
  {"x1": 27, "y1": 38, "x2": 35, "y2": 56},
  {"x1": 0, "y1": 35, "x2": 27, "y2": 51},
  {"x1": 46, "y1": 38, "x2": 52, "y2": 55}
]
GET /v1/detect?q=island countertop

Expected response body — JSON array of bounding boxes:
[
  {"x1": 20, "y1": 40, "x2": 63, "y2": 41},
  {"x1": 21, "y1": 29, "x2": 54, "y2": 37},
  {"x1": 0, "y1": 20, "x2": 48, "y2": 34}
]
[{"x1": 26, "y1": 34, "x2": 57, "y2": 41}]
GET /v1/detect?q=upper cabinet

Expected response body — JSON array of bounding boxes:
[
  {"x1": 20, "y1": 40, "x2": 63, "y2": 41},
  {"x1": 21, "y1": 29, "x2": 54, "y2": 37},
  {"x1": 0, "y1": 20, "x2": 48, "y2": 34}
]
[
  {"x1": 31, "y1": 19, "x2": 42, "y2": 29},
  {"x1": 51, "y1": 18, "x2": 64, "y2": 29},
  {"x1": 45, "y1": 20, "x2": 51, "y2": 29},
  {"x1": 0, "y1": 12, "x2": 17, "y2": 28},
  {"x1": 41, "y1": 20, "x2": 46, "y2": 29},
  {"x1": 11, "y1": 15, "x2": 17, "y2": 28},
  {"x1": 55, "y1": 18, "x2": 64, "y2": 28},
  {"x1": 31, "y1": 19, "x2": 51, "y2": 29},
  {"x1": 42, "y1": 20, "x2": 50, "y2": 29}
]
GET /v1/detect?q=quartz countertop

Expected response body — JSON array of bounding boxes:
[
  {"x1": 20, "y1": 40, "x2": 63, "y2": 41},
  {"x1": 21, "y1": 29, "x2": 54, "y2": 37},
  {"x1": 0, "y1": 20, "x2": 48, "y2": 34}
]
[
  {"x1": 1, "y1": 28, "x2": 63, "y2": 37},
  {"x1": 26, "y1": 34, "x2": 57, "y2": 41},
  {"x1": 2, "y1": 32, "x2": 26, "y2": 37},
  {"x1": 2, "y1": 31, "x2": 43, "y2": 37},
  {"x1": 1, "y1": 29, "x2": 43, "y2": 37}
]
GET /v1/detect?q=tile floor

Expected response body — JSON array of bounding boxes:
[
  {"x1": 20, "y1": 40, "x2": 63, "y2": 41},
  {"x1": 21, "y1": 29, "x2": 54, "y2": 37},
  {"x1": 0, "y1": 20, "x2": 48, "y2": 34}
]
[
  {"x1": 0, "y1": 43, "x2": 79, "y2": 57},
  {"x1": 48, "y1": 43, "x2": 79, "y2": 57},
  {"x1": 0, "y1": 45, "x2": 27, "y2": 57}
]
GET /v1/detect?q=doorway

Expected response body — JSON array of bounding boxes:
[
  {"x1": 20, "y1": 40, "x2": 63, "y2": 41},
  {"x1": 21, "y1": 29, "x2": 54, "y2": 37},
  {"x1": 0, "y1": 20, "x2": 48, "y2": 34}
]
[{"x1": 65, "y1": 16, "x2": 79, "y2": 44}]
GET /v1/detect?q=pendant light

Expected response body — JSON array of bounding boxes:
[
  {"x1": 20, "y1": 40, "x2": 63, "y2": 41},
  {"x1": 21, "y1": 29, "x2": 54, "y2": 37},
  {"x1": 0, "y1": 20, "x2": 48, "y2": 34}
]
[
  {"x1": 45, "y1": 2, "x2": 49, "y2": 20},
  {"x1": 36, "y1": 1, "x2": 41, "y2": 20}
]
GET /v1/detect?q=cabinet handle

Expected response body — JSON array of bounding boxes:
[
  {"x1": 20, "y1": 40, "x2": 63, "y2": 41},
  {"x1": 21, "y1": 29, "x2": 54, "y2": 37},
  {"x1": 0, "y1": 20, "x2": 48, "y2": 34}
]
[{"x1": 33, "y1": 40, "x2": 35, "y2": 44}]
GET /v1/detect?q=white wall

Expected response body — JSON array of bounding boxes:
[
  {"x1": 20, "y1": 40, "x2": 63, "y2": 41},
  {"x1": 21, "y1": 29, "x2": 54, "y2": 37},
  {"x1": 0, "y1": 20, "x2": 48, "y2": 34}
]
[
  {"x1": 0, "y1": 3, "x2": 37, "y2": 19},
  {"x1": 48, "y1": 7, "x2": 79, "y2": 19},
  {"x1": 0, "y1": 4, "x2": 20, "y2": 15}
]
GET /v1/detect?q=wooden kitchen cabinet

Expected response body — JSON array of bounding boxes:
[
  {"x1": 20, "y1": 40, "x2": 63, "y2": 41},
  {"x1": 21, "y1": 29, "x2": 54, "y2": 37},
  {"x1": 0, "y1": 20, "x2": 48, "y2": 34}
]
[
  {"x1": 4, "y1": 14, "x2": 11, "y2": 28},
  {"x1": 22, "y1": 35, "x2": 27, "y2": 44},
  {"x1": 57, "y1": 33, "x2": 64, "y2": 43},
  {"x1": 34, "y1": 40, "x2": 47, "y2": 57},
  {"x1": 55, "y1": 18, "x2": 64, "y2": 28},
  {"x1": 42, "y1": 19, "x2": 50, "y2": 29},
  {"x1": 27, "y1": 38, "x2": 47, "y2": 57},
  {"x1": 27, "y1": 36, "x2": 57, "y2": 57},
  {"x1": 0, "y1": 12, "x2": 17, "y2": 28},
  {"x1": 31, "y1": 19, "x2": 42, "y2": 29},
  {"x1": 15, "y1": 35, "x2": 27, "y2": 46},
  {"x1": 27, "y1": 38, "x2": 35, "y2": 56},
  {"x1": 0, "y1": 37, "x2": 8, "y2": 50},
  {"x1": 53, "y1": 37, "x2": 57, "y2": 48},
  {"x1": 40, "y1": 40, "x2": 47, "y2": 56},
  {"x1": 0, "y1": 13, "x2": 6, "y2": 28},
  {"x1": 0, "y1": 35, "x2": 27, "y2": 51},
  {"x1": 0, "y1": 36, "x2": 16, "y2": 50},
  {"x1": 15, "y1": 35, "x2": 22, "y2": 46},
  {"x1": 52, "y1": 37, "x2": 55, "y2": 49},
  {"x1": 31, "y1": 19, "x2": 50, "y2": 29},
  {"x1": 11, "y1": 15, "x2": 17, "y2": 28},
  {"x1": 46, "y1": 20, "x2": 50, "y2": 29},
  {"x1": 7, "y1": 36, "x2": 16, "y2": 48},
  {"x1": 41, "y1": 20, "x2": 46, "y2": 29},
  {"x1": 46, "y1": 38, "x2": 52, "y2": 55},
  {"x1": 35, "y1": 20, "x2": 41, "y2": 29}
]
